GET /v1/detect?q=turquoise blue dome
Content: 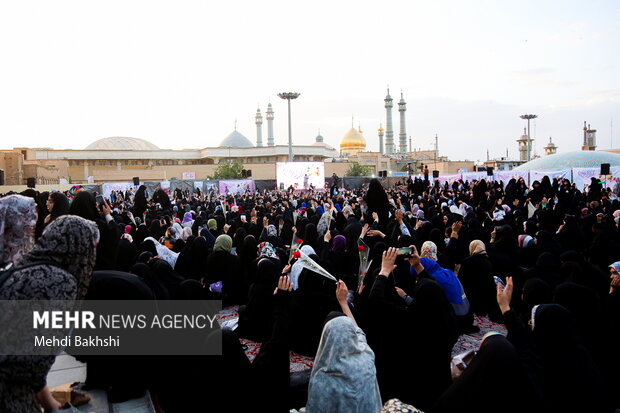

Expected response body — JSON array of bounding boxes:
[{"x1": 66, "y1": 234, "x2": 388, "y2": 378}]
[{"x1": 514, "y1": 151, "x2": 620, "y2": 171}]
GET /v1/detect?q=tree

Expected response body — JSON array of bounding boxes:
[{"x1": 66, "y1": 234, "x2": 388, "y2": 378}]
[
  {"x1": 209, "y1": 160, "x2": 244, "y2": 179},
  {"x1": 345, "y1": 162, "x2": 371, "y2": 177}
]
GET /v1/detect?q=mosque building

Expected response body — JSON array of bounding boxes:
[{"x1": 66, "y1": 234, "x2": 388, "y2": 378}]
[
  {"x1": 0, "y1": 103, "x2": 339, "y2": 186},
  {"x1": 5, "y1": 93, "x2": 610, "y2": 188}
]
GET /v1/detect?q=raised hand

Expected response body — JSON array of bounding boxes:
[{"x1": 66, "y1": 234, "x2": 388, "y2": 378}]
[
  {"x1": 380, "y1": 247, "x2": 398, "y2": 276},
  {"x1": 273, "y1": 275, "x2": 292, "y2": 295},
  {"x1": 496, "y1": 276, "x2": 513, "y2": 314},
  {"x1": 336, "y1": 279, "x2": 348, "y2": 304},
  {"x1": 360, "y1": 223, "x2": 370, "y2": 238}
]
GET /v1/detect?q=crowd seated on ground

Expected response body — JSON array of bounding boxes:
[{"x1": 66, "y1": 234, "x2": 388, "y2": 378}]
[{"x1": 1, "y1": 175, "x2": 620, "y2": 412}]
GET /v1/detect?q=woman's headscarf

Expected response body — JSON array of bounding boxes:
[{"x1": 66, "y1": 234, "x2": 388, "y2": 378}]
[
  {"x1": 18, "y1": 215, "x2": 98, "y2": 298},
  {"x1": 609, "y1": 261, "x2": 620, "y2": 274},
  {"x1": 415, "y1": 257, "x2": 464, "y2": 305},
  {"x1": 0, "y1": 195, "x2": 37, "y2": 265},
  {"x1": 332, "y1": 235, "x2": 346, "y2": 253},
  {"x1": 307, "y1": 315, "x2": 382, "y2": 413},
  {"x1": 69, "y1": 191, "x2": 99, "y2": 221},
  {"x1": 421, "y1": 241, "x2": 438, "y2": 261},
  {"x1": 468, "y1": 240, "x2": 486, "y2": 256},
  {"x1": 266, "y1": 224, "x2": 278, "y2": 238},
  {"x1": 434, "y1": 334, "x2": 540, "y2": 412},
  {"x1": 258, "y1": 241, "x2": 277, "y2": 259},
  {"x1": 214, "y1": 234, "x2": 233, "y2": 253},
  {"x1": 143, "y1": 236, "x2": 179, "y2": 267},
  {"x1": 48, "y1": 192, "x2": 70, "y2": 222},
  {"x1": 180, "y1": 226, "x2": 193, "y2": 241},
  {"x1": 207, "y1": 219, "x2": 218, "y2": 231},
  {"x1": 182, "y1": 212, "x2": 193, "y2": 224}
]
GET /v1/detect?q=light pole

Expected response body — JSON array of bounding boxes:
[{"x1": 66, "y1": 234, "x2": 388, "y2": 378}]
[
  {"x1": 278, "y1": 92, "x2": 300, "y2": 162},
  {"x1": 520, "y1": 114, "x2": 537, "y2": 162}
]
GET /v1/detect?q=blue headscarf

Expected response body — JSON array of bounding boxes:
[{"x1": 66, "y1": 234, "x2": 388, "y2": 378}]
[
  {"x1": 316, "y1": 205, "x2": 324, "y2": 216},
  {"x1": 411, "y1": 257, "x2": 464, "y2": 305}
]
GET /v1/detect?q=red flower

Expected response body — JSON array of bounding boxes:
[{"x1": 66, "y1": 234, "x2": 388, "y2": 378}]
[
  {"x1": 293, "y1": 251, "x2": 301, "y2": 258},
  {"x1": 297, "y1": 239, "x2": 303, "y2": 244},
  {"x1": 358, "y1": 245, "x2": 365, "y2": 252}
]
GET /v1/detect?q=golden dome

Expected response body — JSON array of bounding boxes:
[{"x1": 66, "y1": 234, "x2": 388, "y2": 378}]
[{"x1": 340, "y1": 127, "x2": 367, "y2": 155}]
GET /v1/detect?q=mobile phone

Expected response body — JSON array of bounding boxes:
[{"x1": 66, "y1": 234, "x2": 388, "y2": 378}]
[
  {"x1": 493, "y1": 276, "x2": 505, "y2": 288},
  {"x1": 95, "y1": 195, "x2": 104, "y2": 204},
  {"x1": 397, "y1": 247, "x2": 413, "y2": 256}
]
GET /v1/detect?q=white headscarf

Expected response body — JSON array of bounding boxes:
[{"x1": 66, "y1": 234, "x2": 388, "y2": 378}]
[{"x1": 144, "y1": 236, "x2": 179, "y2": 267}]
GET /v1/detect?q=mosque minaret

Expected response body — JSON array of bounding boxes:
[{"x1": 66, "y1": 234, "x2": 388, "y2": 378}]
[
  {"x1": 255, "y1": 107, "x2": 263, "y2": 147},
  {"x1": 266, "y1": 102, "x2": 275, "y2": 146},
  {"x1": 398, "y1": 91, "x2": 407, "y2": 153},
  {"x1": 384, "y1": 88, "x2": 395, "y2": 153}
]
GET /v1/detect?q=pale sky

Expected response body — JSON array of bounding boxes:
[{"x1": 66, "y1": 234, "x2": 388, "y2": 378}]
[{"x1": 1, "y1": 0, "x2": 619, "y2": 163}]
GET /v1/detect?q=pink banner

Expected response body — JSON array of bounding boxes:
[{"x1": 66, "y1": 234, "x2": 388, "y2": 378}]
[{"x1": 436, "y1": 174, "x2": 462, "y2": 185}]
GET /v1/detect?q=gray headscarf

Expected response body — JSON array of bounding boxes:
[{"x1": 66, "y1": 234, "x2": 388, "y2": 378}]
[{"x1": 306, "y1": 316, "x2": 382, "y2": 413}]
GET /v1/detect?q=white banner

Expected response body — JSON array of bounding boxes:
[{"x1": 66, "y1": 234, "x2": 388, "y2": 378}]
[
  {"x1": 461, "y1": 171, "x2": 488, "y2": 182},
  {"x1": 493, "y1": 170, "x2": 530, "y2": 186},
  {"x1": 571, "y1": 167, "x2": 600, "y2": 191},
  {"x1": 276, "y1": 162, "x2": 325, "y2": 190},
  {"x1": 529, "y1": 169, "x2": 571, "y2": 185},
  {"x1": 182, "y1": 172, "x2": 196, "y2": 180}
]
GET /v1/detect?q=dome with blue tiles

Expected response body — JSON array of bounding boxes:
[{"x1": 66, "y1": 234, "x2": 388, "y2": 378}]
[{"x1": 514, "y1": 150, "x2": 620, "y2": 171}]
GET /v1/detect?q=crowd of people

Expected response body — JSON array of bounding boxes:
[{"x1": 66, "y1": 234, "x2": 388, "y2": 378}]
[{"x1": 1, "y1": 174, "x2": 619, "y2": 412}]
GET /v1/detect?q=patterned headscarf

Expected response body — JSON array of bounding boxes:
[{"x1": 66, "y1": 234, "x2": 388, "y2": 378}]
[
  {"x1": 266, "y1": 224, "x2": 278, "y2": 238},
  {"x1": 259, "y1": 241, "x2": 278, "y2": 259},
  {"x1": 421, "y1": 241, "x2": 438, "y2": 261},
  {"x1": 609, "y1": 261, "x2": 620, "y2": 274},
  {"x1": 17, "y1": 215, "x2": 98, "y2": 299},
  {"x1": 0, "y1": 195, "x2": 37, "y2": 265}
]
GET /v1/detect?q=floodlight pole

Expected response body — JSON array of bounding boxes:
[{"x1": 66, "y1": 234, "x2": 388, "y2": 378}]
[{"x1": 278, "y1": 92, "x2": 300, "y2": 162}]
